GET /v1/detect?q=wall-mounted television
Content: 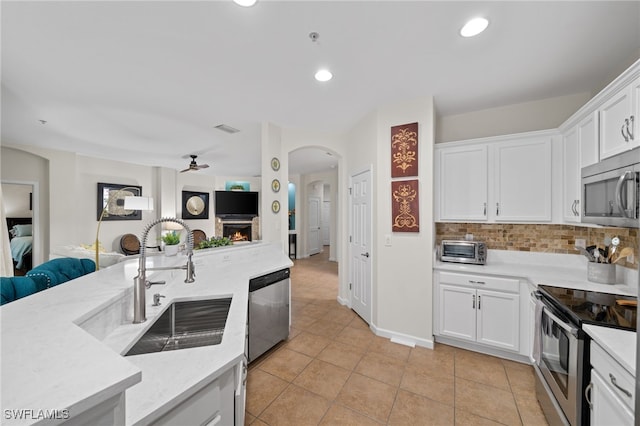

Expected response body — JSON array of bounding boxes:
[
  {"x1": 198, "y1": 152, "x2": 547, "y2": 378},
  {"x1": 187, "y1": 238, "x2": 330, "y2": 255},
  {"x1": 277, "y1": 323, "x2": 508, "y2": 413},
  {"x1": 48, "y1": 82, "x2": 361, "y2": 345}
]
[{"x1": 214, "y1": 191, "x2": 259, "y2": 218}]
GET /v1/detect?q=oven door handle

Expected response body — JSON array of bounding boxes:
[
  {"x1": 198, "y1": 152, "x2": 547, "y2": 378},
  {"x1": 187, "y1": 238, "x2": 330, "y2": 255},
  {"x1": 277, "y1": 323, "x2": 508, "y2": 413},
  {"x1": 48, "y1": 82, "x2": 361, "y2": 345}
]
[{"x1": 542, "y1": 305, "x2": 579, "y2": 338}]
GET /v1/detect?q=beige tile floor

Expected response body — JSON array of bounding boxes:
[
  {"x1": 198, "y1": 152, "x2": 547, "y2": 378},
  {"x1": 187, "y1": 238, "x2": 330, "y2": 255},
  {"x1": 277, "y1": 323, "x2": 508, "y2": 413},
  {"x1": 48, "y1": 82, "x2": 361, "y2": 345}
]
[{"x1": 245, "y1": 248, "x2": 549, "y2": 425}]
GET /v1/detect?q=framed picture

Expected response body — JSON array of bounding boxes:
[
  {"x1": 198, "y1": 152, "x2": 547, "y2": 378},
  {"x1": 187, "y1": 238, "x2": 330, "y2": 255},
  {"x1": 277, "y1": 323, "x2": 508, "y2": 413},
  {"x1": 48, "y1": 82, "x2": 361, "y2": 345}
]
[
  {"x1": 97, "y1": 183, "x2": 142, "y2": 221},
  {"x1": 182, "y1": 190, "x2": 209, "y2": 220}
]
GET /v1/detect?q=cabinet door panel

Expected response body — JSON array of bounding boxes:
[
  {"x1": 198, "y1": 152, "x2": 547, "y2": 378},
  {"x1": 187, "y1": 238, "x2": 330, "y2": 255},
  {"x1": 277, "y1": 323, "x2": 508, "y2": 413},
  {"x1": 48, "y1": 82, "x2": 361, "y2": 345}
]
[
  {"x1": 590, "y1": 369, "x2": 634, "y2": 426},
  {"x1": 563, "y1": 127, "x2": 580, "y2": 222},
  {"x1": 439, "y1": 145, "x2": 488, "y2": 220},
  {"x1": 579, "y1": 112, "x2": 599, "y2": 168},
  {"x1": 494, "y1": 138, "x2": 552, "y2": 221},
  {"x1": 600, "y1": 85, "x2": 633, "y2": 159},
  {"x1": 476, "y1": 289, "x2": 520, "y2": 351},
  {"x1": 438, "y1": 284, "x2": 476, "y2": 342}
]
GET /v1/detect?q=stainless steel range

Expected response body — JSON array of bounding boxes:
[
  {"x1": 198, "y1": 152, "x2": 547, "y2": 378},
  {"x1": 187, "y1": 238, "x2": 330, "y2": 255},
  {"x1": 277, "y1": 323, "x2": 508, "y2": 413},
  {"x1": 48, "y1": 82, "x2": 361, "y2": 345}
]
[{"x1": 533, "y1": 285, "x2": 637, "y2": 425}]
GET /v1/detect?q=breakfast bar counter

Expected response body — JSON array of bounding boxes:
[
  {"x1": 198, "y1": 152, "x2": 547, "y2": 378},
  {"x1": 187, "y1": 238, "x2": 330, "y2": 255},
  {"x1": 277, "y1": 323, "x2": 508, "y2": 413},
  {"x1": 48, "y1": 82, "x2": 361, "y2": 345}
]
[{"x1": 0, "y1": 242, "x2": 292, "y2": 425}]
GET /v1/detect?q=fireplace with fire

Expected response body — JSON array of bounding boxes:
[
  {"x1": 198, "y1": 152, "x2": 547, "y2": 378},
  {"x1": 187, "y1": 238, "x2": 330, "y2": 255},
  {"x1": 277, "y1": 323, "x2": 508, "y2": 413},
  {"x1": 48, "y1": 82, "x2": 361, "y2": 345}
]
[{"x1": 223, "y1": 223, "x2": 252, "y2": 242}]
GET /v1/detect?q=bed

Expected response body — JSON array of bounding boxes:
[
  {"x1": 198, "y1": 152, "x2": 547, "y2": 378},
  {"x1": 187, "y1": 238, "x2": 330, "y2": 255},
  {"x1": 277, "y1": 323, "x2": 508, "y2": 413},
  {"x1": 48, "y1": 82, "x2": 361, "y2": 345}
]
[{"x1": 7, "y1": 218, "x2": 33, "y2": 271}]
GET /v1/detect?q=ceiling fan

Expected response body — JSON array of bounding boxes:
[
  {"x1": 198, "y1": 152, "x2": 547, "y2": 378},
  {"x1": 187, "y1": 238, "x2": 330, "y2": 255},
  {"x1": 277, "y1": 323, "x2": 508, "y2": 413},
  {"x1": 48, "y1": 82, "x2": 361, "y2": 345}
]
[{"x1": 180, "y1": 155, "x2": 210, "y2": 173}]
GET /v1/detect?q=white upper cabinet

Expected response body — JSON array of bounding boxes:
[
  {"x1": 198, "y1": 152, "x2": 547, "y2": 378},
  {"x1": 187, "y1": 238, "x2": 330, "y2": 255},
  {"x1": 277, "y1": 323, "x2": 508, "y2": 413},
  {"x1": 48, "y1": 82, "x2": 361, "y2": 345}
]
[
  {"x1": 599, "y1": 76, "x2": 639, "y2": 159},
  {"x1": 562, "y1": 111, "x2": 599, "y2": 223},
  {"x1": 493, "y1": 136, "x2": 552, "y2": 222},
  {"x1": 563, "y1": 126, "x2": 581, "y2": 222},
  {"x1": 436, "y1": 134, "x2": 552, "y2": 222},
  {"x1": 579, "y1": 111, "x2": 599, "y2": 168},
  {"x1": 438, "y1": 145, "x2": 488, "y2": 221}
]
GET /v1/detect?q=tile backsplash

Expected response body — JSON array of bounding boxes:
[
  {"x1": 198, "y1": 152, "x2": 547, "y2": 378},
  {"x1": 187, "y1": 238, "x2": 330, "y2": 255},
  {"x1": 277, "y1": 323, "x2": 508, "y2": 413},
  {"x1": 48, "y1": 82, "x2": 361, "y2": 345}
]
[{"x1": 435, "y1": 223, "x2": 638, "y2": 269}]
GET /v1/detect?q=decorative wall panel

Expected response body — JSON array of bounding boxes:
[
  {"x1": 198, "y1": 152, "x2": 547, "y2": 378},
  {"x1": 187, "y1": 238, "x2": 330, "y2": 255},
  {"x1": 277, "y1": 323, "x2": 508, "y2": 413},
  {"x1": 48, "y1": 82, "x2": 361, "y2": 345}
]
[
  {"x1": 392, "y1": 180, "x2": 420, "y2": 232},
  {"x1": 391, "y1": 122, "x2": 418, "y2": 178}
]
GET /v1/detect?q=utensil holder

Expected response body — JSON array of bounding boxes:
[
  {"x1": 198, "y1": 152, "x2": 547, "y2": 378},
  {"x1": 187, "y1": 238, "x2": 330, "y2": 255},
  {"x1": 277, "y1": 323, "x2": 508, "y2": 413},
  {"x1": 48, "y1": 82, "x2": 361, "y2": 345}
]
[{"x1": 587, "y1": 262, "x2": 616, "y2": 284}]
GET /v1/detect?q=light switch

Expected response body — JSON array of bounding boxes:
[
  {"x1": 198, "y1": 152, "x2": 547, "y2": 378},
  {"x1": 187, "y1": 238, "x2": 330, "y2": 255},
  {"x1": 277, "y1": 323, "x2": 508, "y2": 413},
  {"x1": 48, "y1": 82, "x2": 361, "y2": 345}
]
[{"x1": 384, "y1": 234, "x2": 392, "y2": 246}]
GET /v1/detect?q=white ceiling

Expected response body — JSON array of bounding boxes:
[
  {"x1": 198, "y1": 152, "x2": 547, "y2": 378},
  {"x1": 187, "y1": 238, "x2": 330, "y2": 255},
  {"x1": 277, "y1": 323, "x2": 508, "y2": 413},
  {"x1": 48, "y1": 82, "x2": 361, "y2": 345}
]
[{"x1": 2, "y1": 1, "x2": 639, "y2": 177}]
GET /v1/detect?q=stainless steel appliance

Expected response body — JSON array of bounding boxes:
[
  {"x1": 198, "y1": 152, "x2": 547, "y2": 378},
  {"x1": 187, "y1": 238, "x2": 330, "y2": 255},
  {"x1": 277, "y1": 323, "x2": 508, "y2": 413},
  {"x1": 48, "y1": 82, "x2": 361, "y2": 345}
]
[
  {"x1": 440, "y1": 240, "x2": 487, "y2": 265},
  {"x1": 581, "y1": 147, "x2": 639, "y2": 228},
  {"x1": 248, "y1": 268, "x2": 290, "y2": 363},
  {"x1": 534, "y1": 286, "x2": 637, "y2": 425}
]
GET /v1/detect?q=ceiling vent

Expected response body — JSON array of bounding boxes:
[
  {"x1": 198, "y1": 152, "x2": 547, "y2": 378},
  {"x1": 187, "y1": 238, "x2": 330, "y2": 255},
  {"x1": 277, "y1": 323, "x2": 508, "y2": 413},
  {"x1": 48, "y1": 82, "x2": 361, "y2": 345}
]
[{"x1": 214, "y1": 124, "x2": 240, "y2": 134}]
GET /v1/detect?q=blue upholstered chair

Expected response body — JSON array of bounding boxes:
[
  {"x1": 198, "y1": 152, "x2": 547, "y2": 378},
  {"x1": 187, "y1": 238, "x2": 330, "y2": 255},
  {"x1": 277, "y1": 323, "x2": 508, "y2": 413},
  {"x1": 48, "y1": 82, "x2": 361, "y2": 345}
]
[
  {"x1": 1, "y1": 258, "x2": 96, "y2": 305},
  {"x1": 26, "y1": 258, "x2": 96, "y2": 288}
]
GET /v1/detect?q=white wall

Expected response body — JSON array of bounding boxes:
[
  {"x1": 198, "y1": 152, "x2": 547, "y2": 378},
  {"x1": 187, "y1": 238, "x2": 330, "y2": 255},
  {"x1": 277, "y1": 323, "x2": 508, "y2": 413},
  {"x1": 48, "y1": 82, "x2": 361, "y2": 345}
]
[
  {"x1": 345, "y1": 97, "x2": 435, "y2": 347},
  {"x1": 2, "y1": 183, "x2": 33, "y2": 217},
  {"x1": 436, "y1": 92, "x2": 591, "y2": 143},
  {"x1": 77, "y1": 155, "x2": 156, "y2": 252},
  {"x1": 375, "y1": 97, "x2": 435, "y2": 346},
  {"x1": 261, "y1": 122, "x2": 288, "y2": 251}
]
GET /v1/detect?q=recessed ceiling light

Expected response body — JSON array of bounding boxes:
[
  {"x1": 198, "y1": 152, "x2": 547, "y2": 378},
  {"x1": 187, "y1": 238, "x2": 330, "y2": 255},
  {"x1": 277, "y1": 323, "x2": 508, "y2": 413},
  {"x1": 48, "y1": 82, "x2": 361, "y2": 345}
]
[
  {"x1": 460, "y1": 17, "x2": 489, "y2": 37},
  {"x1": 233, "y1": 0, "x2": 257, "y2": 7},
  {"x1": 315, "y1": 69, "x2": 333, "y2": 82}
]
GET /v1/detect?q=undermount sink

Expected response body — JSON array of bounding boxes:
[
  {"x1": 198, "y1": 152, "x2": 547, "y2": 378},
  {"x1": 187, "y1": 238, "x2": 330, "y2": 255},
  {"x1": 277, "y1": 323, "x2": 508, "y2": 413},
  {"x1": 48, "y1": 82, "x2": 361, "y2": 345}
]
[{"x1": 124, "y1": 297, "x2": 232, "y2": 356}]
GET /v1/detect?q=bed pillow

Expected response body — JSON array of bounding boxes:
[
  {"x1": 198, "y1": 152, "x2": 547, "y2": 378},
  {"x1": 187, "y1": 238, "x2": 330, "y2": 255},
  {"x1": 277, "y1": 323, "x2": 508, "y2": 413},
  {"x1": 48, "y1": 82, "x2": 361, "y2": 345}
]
[{"x1": 12, "y1": 224, "x2": 32, "y2": 237}]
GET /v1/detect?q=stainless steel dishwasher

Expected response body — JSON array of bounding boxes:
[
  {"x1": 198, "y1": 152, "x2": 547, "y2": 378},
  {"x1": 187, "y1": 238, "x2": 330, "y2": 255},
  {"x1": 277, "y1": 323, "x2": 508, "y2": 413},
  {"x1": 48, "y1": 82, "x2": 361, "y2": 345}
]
[{"x1": 248, "y1": 268, "x2": 290, "y2": 362}]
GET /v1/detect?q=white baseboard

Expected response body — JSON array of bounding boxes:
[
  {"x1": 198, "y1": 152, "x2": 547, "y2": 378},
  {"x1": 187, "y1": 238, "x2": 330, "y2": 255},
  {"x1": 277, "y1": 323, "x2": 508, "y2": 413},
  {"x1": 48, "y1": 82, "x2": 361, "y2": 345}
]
[
  {"x1": 370, "y1": 324, "x2": 434, "y2": 349},
  {"x1": 336, "y1": 295, "x2": 350, "y2": 307}
]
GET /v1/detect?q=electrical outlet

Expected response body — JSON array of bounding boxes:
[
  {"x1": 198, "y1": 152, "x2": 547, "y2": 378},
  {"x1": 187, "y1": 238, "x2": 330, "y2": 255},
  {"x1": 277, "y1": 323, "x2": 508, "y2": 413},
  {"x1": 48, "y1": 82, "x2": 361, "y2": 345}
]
[
  {"x1": 222, "y1": 254, "x2": 231, "y2": 262},
  {"x1": 627, "y1": 253, "x2": 634, "y2": 264},
  {"x1": 575, "y1": 239, "x2": 586, "y2": 249}
]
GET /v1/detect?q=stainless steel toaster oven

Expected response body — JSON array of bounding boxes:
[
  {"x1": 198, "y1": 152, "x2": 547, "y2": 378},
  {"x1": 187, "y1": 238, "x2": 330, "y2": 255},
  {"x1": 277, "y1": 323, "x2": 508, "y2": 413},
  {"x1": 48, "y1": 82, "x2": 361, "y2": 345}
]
[{"x1": 440, "y1": 240, "x2": 487, "y2": 265}]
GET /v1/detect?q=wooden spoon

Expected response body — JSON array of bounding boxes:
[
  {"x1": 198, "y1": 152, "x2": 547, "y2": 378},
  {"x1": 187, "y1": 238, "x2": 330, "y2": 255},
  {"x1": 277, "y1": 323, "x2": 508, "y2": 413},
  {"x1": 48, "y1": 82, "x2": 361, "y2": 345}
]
[
  {"x1": 612, "y1": 247, "x2": 633, "y2": 263},
  {"x1": 613, "y1": 247, "x2": 634, "y2": 264}
]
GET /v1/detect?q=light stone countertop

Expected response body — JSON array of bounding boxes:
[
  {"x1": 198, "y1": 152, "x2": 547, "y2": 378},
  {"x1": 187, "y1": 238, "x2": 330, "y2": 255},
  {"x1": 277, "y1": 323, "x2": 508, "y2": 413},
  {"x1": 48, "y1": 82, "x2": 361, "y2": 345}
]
[
  {"x1": 434, "y1": 249, "x2": 638, "y2": 296},
  {"x1": 0, "y1": 242, "x2": 292, "y2": 425}
]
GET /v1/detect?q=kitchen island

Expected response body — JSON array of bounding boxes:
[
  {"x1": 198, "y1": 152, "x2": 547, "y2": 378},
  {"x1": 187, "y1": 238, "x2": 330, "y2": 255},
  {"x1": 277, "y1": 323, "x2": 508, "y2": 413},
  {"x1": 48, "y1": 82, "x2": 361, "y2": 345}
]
[{"x1": 0, "y1": 242, "x2": 292, "y2": 425}]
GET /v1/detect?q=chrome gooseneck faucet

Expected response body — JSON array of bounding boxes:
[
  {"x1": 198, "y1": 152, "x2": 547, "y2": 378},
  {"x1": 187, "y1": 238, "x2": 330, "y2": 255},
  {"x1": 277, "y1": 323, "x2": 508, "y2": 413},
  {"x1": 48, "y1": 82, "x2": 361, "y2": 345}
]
[{"x1": 133, "y1": 217, "x2": 195, "y2": 324}]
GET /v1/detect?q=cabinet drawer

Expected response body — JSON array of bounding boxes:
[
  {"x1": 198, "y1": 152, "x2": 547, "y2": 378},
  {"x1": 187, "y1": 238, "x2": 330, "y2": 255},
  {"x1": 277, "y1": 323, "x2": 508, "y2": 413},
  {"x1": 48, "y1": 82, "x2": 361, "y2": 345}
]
[
  {"x1": 591, "y1": 341, "x2": 635, "y2": 412},
  {"x1": 438, "y1": 271, "x2": 519, "y2": 293}
]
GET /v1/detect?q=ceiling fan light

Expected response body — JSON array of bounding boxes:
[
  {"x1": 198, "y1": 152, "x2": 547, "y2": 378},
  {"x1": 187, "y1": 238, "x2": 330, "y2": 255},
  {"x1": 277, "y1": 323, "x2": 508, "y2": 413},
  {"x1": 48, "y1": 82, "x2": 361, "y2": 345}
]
[
  {"x1": 315, "y1": 69, "x2": 333, "y2": 82},
  {"x1": 460, "y1": 17, "x2": 489, "y2": 37},
  {"x1": 233, "y1": 0, "x2": 257, "y2": 7}
]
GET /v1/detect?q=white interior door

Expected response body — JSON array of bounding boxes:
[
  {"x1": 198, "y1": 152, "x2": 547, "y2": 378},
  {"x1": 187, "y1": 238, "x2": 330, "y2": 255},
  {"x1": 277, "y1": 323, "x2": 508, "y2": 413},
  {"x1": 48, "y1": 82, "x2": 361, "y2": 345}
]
[
  {"x1": 349, "y1": 170, "x2": 372, "y2": 324},
  {"x1": 308, "y1": 196, "x2": 321, "y2": 256},
  {"x1": 321, "y1": 201, "x2": 330, "y2": 246}
]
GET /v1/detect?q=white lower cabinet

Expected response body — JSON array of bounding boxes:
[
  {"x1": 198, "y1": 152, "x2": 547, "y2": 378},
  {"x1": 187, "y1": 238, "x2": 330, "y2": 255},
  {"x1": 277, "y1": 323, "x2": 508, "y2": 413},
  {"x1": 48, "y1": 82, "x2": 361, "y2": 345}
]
[
  {"x1": 589, "y1": 370, "x2": 634, "y2": 426},
  {"x1": 436, "y1": 272, "x2": 520, "y2": 352},
  {"x1": 152, "y1": 368, "x2": 235, "y2": 426},
  {"x1": 587, "y1": 341, "x2": 635, "y2": 426}
]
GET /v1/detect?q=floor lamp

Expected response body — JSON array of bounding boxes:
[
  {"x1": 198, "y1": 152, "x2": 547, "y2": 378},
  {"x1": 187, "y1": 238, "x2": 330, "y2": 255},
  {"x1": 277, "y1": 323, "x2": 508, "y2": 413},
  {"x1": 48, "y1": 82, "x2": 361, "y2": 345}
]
[{"x1": 95, "y1": 189, "x2": 154, "y2": 270}]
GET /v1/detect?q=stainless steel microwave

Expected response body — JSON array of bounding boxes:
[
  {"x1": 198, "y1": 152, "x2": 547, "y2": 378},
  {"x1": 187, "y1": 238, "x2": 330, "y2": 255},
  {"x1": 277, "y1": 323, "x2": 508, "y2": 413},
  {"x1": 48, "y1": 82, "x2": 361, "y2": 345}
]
[
  {"x1": 440, "y1": 240, "x2": 487, "y2": 265},
  {"x1": 581, "y1": 148, "x2": 639, "y2": 228}
]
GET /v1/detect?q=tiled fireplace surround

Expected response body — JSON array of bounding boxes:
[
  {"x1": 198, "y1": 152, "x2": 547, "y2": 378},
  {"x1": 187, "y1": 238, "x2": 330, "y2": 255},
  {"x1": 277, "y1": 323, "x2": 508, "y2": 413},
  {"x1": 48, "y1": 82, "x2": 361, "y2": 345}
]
[{"x1": 436, "y1": 223, "x2": 639, "y2": 270}]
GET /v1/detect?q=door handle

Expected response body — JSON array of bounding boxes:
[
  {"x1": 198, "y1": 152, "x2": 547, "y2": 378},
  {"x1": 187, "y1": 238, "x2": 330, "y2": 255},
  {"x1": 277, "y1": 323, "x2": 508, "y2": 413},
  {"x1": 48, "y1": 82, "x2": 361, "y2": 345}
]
[{"x1": 361, "y1": 252, "x2": 370, "y2": 258}]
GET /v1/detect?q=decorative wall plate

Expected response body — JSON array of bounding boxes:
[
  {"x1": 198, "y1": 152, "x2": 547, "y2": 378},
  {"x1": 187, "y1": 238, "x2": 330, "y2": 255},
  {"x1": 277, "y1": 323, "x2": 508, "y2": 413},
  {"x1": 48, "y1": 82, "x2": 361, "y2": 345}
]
[
  {"x1": 271, "y1": 179, "x2": 281, "y2": 193},
  {"x1": 181, "y1": 190, "x2": 209, "y2": 219},
  {"x1": 271, "y1": 157, "x2": 280, "y2": 171},
  {"x1": 271, "y1": 200, "x2": 280, "y2": 213}
]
